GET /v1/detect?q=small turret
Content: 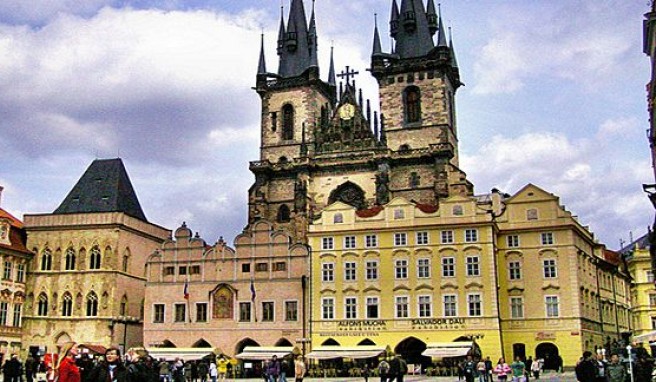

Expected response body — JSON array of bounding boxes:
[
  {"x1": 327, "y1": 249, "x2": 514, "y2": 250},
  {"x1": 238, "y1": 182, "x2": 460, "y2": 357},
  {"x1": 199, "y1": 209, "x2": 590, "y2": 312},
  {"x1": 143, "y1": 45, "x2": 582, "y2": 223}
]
[
  {"x1": 426, "y1": 0, "x2": 438, "y2": 35},
  {"x1": 436, "y1": 4, "x2": 448, "y2": 48},
  {"x1": 309, "y1": 1, "x2": 318, "y2": 68},
  {"x1": 372, "y1": 14, "x2": 383, "y2": 56},
  {"x1": 328, "y1": 46, "x2": 336, "y2": 86},
  {"x1": 400, "y1": 0, "x2": 416, "y2": 32},
  {"x1": 277, "y1": 6, "x2": 285, "y2": 55},
  {"x1": 392, "y1": 0, "x2": 434, "y2": 58},
  {"x1": 257, "y1": 34, "x2": 267, "y2": 75},
  {"x1": 389, "y1": 0, "x2": 400, "y2": 38}
]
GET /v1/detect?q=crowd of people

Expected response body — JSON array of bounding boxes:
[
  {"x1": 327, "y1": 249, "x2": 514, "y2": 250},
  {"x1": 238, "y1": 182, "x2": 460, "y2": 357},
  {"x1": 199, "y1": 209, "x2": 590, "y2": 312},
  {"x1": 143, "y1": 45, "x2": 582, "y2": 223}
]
[{"x1": 574, "y1": 349, "x2": 654, "y2": 382}]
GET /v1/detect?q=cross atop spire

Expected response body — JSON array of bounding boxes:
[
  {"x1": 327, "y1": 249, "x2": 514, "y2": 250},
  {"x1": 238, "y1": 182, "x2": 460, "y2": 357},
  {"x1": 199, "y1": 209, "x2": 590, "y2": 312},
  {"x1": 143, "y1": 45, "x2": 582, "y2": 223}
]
[{"x1": 337, "y1": 66, "x2": 359, "y2": 86}]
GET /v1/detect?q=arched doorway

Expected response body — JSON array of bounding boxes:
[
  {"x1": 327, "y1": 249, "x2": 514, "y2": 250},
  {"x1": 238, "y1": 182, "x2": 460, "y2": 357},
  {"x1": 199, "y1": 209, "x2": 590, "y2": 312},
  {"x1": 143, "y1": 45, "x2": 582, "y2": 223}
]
[
  {"x1": 395, "y1": 337, "x2": 430, "y2": 368},
  {"x1": 322, "y1": 338, "x2": 340, "y2": 346},
  {"x1": 358, "y1": 339, "x2": 376, "y2": 346},
  {"x1": 235, "y1": 338, "x2": 261, "y2": 378},
  {"x1": 161, "y1": 339, "x2": 176, "y2": 348},
  {"x1": 275, "y1": 338, "x2": 293, "y2": 347},
  {"x1": 535, "y1": 343, "x2": 560, "y2": 371},
  {"x1": 192, "y1": 339, "x2": 212, "y2": 348}
]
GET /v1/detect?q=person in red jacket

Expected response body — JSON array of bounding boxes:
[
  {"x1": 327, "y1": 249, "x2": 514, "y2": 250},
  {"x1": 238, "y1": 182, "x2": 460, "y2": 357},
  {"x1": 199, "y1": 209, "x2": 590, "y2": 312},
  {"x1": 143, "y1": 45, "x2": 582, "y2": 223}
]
[{"x1": 55, "y1": 342, "x2": 80, "y2": 382}]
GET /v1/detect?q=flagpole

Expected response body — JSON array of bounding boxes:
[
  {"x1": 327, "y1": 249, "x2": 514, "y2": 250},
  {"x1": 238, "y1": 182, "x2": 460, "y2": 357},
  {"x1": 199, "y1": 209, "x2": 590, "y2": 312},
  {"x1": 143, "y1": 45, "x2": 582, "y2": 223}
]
[{"x1": 251, "y1": 277, "x2": 257, "y2": 322}]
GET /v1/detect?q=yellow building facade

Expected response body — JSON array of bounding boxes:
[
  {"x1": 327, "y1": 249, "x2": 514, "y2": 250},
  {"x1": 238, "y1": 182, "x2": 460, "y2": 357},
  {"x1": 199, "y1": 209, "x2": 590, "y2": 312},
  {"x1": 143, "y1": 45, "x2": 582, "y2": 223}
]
[
  {"x1": 622, "y1": 234, "x2": 656, "y2": 337},
  {"x1": 308, "y1": 185, "x2": 631, "y2": 369}
]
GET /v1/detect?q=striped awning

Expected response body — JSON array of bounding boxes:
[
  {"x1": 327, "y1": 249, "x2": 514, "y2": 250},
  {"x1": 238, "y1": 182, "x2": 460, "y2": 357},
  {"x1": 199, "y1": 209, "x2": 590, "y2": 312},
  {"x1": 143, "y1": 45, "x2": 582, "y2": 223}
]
[
  {"x1": 306, "y1": 346, "x2": 385, "y2": 360},
  {"x1": 422, "y1": 342, "x2": 473, "y2": 358},
  {"x1": 235, "y1": 346, "x2": 294, "y2": 360}
]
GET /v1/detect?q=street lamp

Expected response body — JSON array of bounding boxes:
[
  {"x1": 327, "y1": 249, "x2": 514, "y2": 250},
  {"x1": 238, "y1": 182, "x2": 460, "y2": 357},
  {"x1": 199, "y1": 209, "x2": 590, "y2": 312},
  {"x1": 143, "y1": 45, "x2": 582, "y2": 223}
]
[{"x1": 626, "y1": 345, "x2": 634, "y2": 382}]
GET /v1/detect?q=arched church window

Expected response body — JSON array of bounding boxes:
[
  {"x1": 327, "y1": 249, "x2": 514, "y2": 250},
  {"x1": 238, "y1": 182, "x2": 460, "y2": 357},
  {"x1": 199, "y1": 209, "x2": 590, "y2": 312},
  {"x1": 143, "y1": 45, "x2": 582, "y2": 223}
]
[
  {"x1": 61, "y1": 293, "x2": 73, "y2": 317},
  {"x1": 282, "y1": 104, "x2": 294, "y2": 140},
  {"x1": 277, "y1": 205, "x2": 291, "y2": 223},
  {"x1": 404, "y1": 86, "x2": 421, "y2": 123},
  {"x1": 41, "y1": 249, "x2": 52, "y2": 271},
  {"x1": 65, "y1": 248, "x2": 76, "y2": 271},
  {"x1": 86, "y1": 292, "x2": 98, "y2": 317},
  {"x1": 37, "y1": 293, "x2": 48, "y2": 316},
  {"x1": 89, "y1": 246, "x2": 101, "y2": 270}
]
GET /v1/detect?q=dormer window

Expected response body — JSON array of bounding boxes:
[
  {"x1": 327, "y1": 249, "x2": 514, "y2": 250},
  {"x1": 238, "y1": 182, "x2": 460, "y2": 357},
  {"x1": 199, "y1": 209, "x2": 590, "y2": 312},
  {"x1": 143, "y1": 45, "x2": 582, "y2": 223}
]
[{"x1": 0, "y1": 223, "x2": 8, "y2": 245}]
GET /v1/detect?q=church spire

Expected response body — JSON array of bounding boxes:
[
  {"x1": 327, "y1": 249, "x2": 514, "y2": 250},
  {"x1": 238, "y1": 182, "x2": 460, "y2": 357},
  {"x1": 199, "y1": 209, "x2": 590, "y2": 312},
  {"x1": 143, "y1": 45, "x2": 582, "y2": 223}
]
[
  {"x1": 449, "y1": 27, "x2": 459, "y2": 69},
  {"x1": 258, "y1": 34, "x2": 267, "y2": 75},
  {"x1": 328, "y1": 45, "x2": 336, "y2": 86},
  {"x1": 372, "y1": 13, "x2": 383, "y2": 56},
  {"x1": 436, "y1": 3, "x2": 448, "y2": 48},
  {"x1": 426, "y1": 0, "x2": 438, "y2": 35},
  {"x1": 277, "y1": 0, "x2": 314, "y2": 78},
  {"x1": 277, "y1": 6, "x2": 286, "y2": 55},
  {"x1": 389, "y1": 0, "x2": 400, "y2": 38},
  {"x1": 309, "y1": 0, "x2": 319, "y2": 68},
  {"x1": 393, "y1": 0, "x2": 434, "y2": 58}
]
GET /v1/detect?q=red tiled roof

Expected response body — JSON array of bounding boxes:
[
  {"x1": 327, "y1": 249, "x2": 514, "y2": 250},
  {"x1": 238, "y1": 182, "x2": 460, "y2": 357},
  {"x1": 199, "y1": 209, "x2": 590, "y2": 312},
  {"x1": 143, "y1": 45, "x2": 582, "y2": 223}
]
[
  {"x1": 356, "y1": 206, "x2": 384, "y2": 218},
  {"x1": 0, "y1": 208, "x2": 23, "y2": 229},
  {"x1": 415, "y1": 203, "x2": 438, "y2": 213},
  {"x1": 603, "y1": 250, "x2": 622, "y2": 266}
]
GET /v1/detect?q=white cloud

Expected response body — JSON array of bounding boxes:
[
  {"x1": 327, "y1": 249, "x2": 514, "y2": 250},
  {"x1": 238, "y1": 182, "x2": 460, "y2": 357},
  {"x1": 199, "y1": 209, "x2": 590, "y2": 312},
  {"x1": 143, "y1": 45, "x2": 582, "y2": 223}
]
[
  {"x1": 462, "y1": 128, "x2": 652, "y2": 247},
  {"x1": 472, "y1": 1, "x2": 638, "y2": 95}
]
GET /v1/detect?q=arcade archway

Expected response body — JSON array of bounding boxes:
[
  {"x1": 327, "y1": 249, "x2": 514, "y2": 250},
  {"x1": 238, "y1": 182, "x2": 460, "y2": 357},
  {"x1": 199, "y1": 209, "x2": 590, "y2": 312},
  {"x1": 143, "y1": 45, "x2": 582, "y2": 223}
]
[
  {"x1": 535, "y1": 343, "x2": 560, "y2": 371},
  {"x1": 395, "y1": 337, "x2": 430, "y2": 367}
]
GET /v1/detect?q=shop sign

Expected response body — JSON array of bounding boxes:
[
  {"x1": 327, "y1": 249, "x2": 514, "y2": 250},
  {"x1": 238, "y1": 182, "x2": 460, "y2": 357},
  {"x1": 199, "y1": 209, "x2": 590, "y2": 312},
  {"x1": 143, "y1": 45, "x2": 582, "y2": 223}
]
[{"x1": 411, "y1": 318, "x2": 466, "y2": 330}]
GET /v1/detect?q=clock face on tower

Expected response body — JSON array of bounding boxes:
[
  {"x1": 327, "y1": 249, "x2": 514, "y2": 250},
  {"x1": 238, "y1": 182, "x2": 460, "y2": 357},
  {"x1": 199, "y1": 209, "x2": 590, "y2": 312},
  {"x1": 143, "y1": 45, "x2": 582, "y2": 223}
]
[{"x1": 338, "y1": 103, "x2": 355, "y2": 120}]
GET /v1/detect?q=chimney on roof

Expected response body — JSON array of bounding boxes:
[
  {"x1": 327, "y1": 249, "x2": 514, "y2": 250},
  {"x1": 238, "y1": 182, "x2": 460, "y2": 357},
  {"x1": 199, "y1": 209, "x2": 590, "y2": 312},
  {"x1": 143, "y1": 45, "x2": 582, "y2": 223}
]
[{"x1": 0, "y1": 186, "x2": 4, "y2": 207}]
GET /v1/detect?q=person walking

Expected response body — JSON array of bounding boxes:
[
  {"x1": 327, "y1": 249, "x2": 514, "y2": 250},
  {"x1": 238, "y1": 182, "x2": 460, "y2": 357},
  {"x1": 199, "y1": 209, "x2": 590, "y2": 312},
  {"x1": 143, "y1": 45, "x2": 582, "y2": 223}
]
[
  {"x1": 510, "y1": 357, "x2": 525, "y2": 382},
  {"x1": 3, "y1": 354, "x2": 22, "y2": 382},
  {"x1": 477, "y1": 359, "x2": 487, "y2": 382},
  {"x1": 293, "y1": 356, "x2": 306, "y2": 382},
  {"x1": 530, "y1": 359, "x2": 542, "y2": 380},
  {"x1": 574, "y1": 351, "x2": 597, "y2": 382},
  {"x1": 265, "y1": 356, "x2": 280, "y2": 382},
  {"x1": 362, "y1": 364, "x2": 370, "y2": 382},
  {"x1": 463, "y1": 355, "x2": 477, "y2": 382},
  {"x1": 197, "y1": 361, "x2": 209, "y2": 382},
  {"x1": 25, "y1": 354, "x2": 37, "y2": 382},
  {"x1": 209, "y1": 362, "x2": 218, "y2": 382},
  {"x1": 484, "y1": 357, "x2": 493, "y2": 382},
  {"x1": 55, "y1": 342, "x2": 81, "y2": 382},
  {"x1": 159, "y1": 360, "x2": 172, "y2": 382},
  {"x1": 86, "y1": 347, "x2": 129, "y2": 382},
  {"x1": 377, "y1": 359, "x2": 390, "y2": 382},
  {"x1": 493, "y1": 358, "x2": 511, "y2": 382},
  {"x1": 606, "y1": 354, "x2": 626, "y2": 382},
  {"x1": 217, "y1": 356, "x2": 229, "y2": 382}
]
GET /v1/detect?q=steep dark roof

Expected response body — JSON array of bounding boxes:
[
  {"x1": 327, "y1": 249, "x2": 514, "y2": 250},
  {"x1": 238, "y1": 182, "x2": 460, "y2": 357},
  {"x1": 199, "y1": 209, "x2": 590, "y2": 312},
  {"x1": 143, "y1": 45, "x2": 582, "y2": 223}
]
[{"x1": 54, "y1": 158, "x2": 148, "y2": 222}]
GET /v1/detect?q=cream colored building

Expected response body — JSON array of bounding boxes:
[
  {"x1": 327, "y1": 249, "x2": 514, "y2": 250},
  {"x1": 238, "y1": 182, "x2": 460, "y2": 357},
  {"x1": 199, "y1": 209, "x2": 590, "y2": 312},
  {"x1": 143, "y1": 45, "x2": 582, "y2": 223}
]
[
  {"x1": 622, "y1": 234, "x2": 656, "y2": 338},
  {"x1": 0, "y1": 203, "x2": 33, "y2": 359},
  {"x1": 144, "y1": 219, "x2": 309, "y2": 366},
  {"x1": 22, "y1": 159, "x2": 170, "y2": 353}
]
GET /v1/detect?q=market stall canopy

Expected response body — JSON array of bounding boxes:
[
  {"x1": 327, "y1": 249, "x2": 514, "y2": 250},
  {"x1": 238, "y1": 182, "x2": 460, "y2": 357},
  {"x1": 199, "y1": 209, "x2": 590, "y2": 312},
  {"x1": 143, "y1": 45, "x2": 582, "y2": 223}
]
[
  {"x1": 306, "y1": 345, "x2": 385, "y2": 360},
  {"x1": 634, "y1": 330, "x2": 656, "y2": 343},
  {"x1": 147, "y1": 347, "x2": 218, "y2": 361},
  {"x1": 235, "y1": 346, "x2": 295, "y2": 360},
  {"x1": 422, "y1": 342, "x2": 473, "y2": 358}
]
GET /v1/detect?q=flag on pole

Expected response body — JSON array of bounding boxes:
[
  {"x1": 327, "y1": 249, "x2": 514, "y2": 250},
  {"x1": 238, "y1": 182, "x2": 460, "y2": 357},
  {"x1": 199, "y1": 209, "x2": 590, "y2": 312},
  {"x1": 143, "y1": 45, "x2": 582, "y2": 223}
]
[
  {"x1": 250, "y1": 278, "x2": 256, "y2": 301},
  {"x1": 183, "y1": 280, "x2": 189, "y2": 300}
]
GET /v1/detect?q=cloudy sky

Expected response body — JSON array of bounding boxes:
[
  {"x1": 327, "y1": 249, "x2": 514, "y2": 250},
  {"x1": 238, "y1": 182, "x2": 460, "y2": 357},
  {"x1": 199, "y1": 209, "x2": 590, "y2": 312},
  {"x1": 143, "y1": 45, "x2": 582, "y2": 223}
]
[{"x1": 0, "y1": 0, "x2": 651, "y2": 249}]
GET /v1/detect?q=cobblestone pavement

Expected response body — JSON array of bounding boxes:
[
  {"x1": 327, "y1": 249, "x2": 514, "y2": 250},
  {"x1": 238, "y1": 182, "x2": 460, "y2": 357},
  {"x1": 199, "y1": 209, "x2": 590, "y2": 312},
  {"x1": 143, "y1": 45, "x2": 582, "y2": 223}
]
[{"x1": 233, "y1": 373, "x2": 578, "y2": 382}]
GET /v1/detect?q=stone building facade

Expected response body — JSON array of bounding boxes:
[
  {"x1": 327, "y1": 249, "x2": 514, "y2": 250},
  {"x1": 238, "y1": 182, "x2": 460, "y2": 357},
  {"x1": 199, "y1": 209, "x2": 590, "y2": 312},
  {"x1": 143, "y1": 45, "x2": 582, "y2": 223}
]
[
  {"x1": 0, "y1": 202, "x2": 33, "y2": 359},
  {"x1": 144, "y1": 220, "x2": 309, "y2": 360},
  {"x1": 21, "y1": 159, "x2": 170, "y2": 353}
]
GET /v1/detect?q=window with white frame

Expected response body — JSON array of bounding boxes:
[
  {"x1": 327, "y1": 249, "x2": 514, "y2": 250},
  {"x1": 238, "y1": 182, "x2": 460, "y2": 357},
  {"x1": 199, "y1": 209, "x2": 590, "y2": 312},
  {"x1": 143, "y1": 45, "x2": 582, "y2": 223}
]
[
  {"x1": 510, "y1": 297, "x2": 524, "y2": 318},
  {"x1": 172, "y1": 303, "x2": 185, "y2": 323},
  {"x1": 395, "y1": 259, "x2": 408, "y2": 279},
  {"x1": 2, "y1": 261, "x2": 11, "y2": 280},
  {"x1": 366, "y1": 260, "x2": 378, "y2": 281},
  {"x1": 196, "y1": 303, "x2": 208, "y2": 322},
  {"x1": 394, "y1": 209, "x2": 405, "y2": 219},
  {"x1": 443, "y1": 295, "x2": 457, "y2": 317},
  {"x1": 285, "y1": 301, "x2": 298, "y2": 321},
  {"x1": 418, "y1": 295, "x2": 432, "y2": 317},
  {"x1": 417, "y1": 258, "x2": 431, "y2": 278},
  {"x1": 442, "y1": 257, "x2": 455, "y2": 277},
  {"x1": 0, "y1": 302, "x2": 8, "y2": 325},
  {"x1": 394, "y1": 233, "x2": 408, "y2": 246},
  {"x1": 12, "y1": 304, "x2": 21, "y2": 327},
  {"x1": 545, "y1": 296, "x2": 560, "y2": 317},
  {"x1": 239, "y1": 302, "x2": 251, "y2": 322},
  {"x1": 365, "y1": 234, "x2": 378, "y2": 248},
  {"x1": 416, "y1": 231, "x2": 429, "y2": 245},
  {"x1": 541, "y1": 232, "x2": 554, "y2": 245},
  {"x1": 647, "y1": 270, "x2": 654, "y2": 283},
  {"x1": 468, "y1": 294, "x2": 482, "y2": 316},
  {"x1": 543, "y1": 259, "x2": 557, "y2": 278},
  {"x1": 507, "y1": 235, "x2": 520, "y2": 248},
  {"x1": 466, "y1": 256, "x2": 480, "y2": 277},
  {"x1": 321, "y1": 298, "x2": 334, "y2": 320},
  {"x1": 322, "y1": 237, "x2": 334, "y2": 250},
  {"x1": 322, "y1": 263, "x2": 334, "y2": 282},
  {"x1": 509, "y1": 261, "x2": 522, "y2": 280},
  {"x1": 441, "y1": 230, "x2": 454, "y2": 244},
  {"x1": 153, "y1": 304, "x2": 165, "y2": 323},
  {"x1": 345, "y1": 297, "x2": 357, "y2": 319},
  {"x1": 366, "y1": 297, "x2": 379, "y2": 318},
  {"x1": 344, "y1": 236, "x2": 356, "y2": 249},
  {"x1": 395, "y1": 296, "x2": 409, "y2": 318},
  {"x1": 344, "y1": 262, "x2": 357, "y2": 281},
  {"x1": 16, "y1": 264, "x2": 24, "y2": 283},
  {"x1": 262, "y1": 301, "x2": 274, "y2": 322},
  {"x1": 465, "y1": 229, "x2": 479, "y2": 243}
]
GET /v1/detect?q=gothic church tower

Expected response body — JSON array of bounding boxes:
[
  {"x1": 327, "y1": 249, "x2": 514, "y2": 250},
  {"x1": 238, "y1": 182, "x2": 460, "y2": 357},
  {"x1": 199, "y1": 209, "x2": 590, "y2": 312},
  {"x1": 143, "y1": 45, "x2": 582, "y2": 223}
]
[{"x1": 250, "y1": 0, "x2": 473, "y2": 243}]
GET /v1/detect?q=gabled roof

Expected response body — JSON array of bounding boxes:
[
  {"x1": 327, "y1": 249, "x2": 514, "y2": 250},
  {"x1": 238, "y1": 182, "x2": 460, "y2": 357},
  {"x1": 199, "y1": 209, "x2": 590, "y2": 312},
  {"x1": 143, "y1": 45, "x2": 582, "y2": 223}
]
[
  {"x1": 0, "y1": 207, "x2": 31, "y2": 255},
  {"x1": 504, "y1": 183, "x2": 559, "y2": 204},
  {"x1": 54, "y1": 158, "x2": 147, "y2": 222},
  {"x1": 0, "y1": 208, "x2": 23, "y2": 229}
]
